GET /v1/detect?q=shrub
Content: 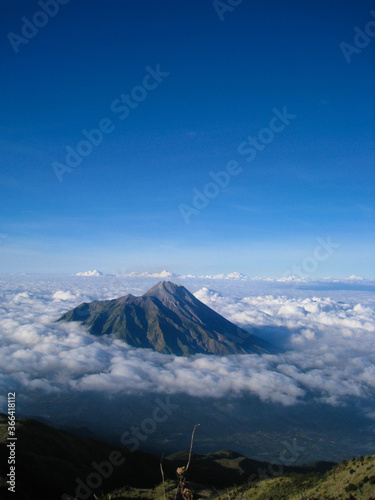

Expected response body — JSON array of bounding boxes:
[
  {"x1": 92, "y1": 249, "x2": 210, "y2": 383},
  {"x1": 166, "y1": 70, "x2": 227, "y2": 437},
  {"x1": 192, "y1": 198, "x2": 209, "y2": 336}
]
[{"x1": 345, "y1": 482, "x2": 357, "y2": 492}]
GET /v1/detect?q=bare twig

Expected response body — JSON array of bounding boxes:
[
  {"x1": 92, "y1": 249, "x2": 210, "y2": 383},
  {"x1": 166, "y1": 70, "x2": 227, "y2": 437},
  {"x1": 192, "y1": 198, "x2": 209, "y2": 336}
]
[
  {"x1": 174, "y1": 424, "x2": 200, "y2": 500},
  {"x1": 186, "y1": 424, "x2": 200, "y2": 472},
  {"x1": 174, "y1": 482, "x2": 179, "y2": 500},
  {"x1": 160, "y1": 453, "x2": 167, "y2": 500}
]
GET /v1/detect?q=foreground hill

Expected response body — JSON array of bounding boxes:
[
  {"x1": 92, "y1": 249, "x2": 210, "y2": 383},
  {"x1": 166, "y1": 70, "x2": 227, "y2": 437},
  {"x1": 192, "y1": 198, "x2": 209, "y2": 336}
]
[
  {"x1": 95, "y1": 452, "x2": 375, "y2": 499},
  {"x1": 0, "y1": 414, "x2": 335, "y2": 500},
  {"x1": 0, "y1": 413, "x2": 162, "y2": 499},
  {"x1": 227, "y1": 453, "x2": 375, "y2": 499},
  {"x1": 58, "y1": 281, "x2": 273, "y2": 356}
]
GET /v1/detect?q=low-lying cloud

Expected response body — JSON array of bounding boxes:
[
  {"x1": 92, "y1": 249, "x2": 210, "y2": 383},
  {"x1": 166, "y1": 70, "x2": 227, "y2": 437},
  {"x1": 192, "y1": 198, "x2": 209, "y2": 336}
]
[{"x1": 1, "y1": 275, "x2": 374, "y2": 414}]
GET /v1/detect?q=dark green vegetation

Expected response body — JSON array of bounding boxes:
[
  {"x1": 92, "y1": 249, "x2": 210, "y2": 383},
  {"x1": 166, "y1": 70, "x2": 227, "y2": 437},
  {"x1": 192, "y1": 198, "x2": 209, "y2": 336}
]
[
  {"x1": 0, "y1": 413, "x2": 161, "y2": 499},
  {"x1": 0, "y1": 414, "x2": 344, "y2": 500},
  {"x1": 226, "y1": 453, "x2": 375, "y2": 499},
  {"x1": 100, "y1": 452, "x2": 375, "y2": 499},
  {"x1": 58, "y1": 281, "x2": 273, "y2": 356}
]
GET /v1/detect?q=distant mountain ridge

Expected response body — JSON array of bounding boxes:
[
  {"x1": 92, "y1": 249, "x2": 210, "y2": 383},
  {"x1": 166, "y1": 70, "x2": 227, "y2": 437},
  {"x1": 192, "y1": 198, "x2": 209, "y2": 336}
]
[{"x1": 58, "y1": 281, "x2": 273, "y2": 356}]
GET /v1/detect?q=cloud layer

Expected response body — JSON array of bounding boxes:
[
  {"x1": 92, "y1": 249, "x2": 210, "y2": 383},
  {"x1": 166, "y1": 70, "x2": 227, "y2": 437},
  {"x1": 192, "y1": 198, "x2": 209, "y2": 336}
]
[{"x1": 1, "y1": 275, "x2": 374, "y2": 414}]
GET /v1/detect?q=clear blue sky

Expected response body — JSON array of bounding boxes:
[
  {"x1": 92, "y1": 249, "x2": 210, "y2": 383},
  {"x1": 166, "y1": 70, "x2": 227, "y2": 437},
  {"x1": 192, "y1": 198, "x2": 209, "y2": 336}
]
[{"x1": 1, "y1": 0, "x2": 374, "y2": 277}]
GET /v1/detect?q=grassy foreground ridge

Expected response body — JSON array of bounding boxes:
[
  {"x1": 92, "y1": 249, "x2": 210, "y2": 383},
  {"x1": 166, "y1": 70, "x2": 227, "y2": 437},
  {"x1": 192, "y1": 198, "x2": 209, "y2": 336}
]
[{"x1": 1, "y1": 414, "x2": 375, "y2": 499}]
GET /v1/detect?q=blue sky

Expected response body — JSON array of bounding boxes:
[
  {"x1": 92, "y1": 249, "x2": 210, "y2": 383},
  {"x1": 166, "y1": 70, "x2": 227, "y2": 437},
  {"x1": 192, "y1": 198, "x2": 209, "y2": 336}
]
[{"x1": 1, "y1": 0, "x2": 374, "y2": 277}]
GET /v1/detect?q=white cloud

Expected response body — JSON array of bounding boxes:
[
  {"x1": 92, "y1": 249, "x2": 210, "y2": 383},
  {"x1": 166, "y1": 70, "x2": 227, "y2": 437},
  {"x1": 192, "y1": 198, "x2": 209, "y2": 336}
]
[
  {"x1": 141, "y1": 270, "x2": 179, "y2": 278},
  {"x1": 76, "y1": 270, "x2": 103, "y2": 276},
  {"x1": 194, "y1": 287, "x2": 375, "y2": 343},
  {"x1": 52, "y1": 290, "x2": 79, "y2": 301},
  {"x1": 226, "y1": 272, "x2": 247, "y2": 279},
  {"x1": 0, "y1": 275, "x2": 374, "y2": 415},
  {"x1": 116, "y1": 271, "x2": 248, "y2": 280},
  {"x1": 276, "y1": 275, "x2": 308, "y2": 283},
  {"x1": 118, "y1": 270, "x2": 179, "y2": 278},
  {"x1": 198, "y1": 272, "x2": 247, "y2": 279},
  {"x1": 180, "y1": 272, "x2": 247, "y2": 279}
]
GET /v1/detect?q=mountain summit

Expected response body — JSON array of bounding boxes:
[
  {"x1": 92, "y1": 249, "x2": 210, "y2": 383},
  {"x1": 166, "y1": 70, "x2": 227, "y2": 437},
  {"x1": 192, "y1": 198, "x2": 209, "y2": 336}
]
[{"x1": 58, "y1": 281, "x2": 273, "y2": 356}]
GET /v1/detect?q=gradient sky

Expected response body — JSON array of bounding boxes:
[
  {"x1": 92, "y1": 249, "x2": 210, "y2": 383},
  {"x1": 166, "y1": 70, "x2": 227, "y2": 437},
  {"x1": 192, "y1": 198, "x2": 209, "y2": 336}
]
[{"x1": 1, "y1": 0, "x2": 374, "y2": 277}]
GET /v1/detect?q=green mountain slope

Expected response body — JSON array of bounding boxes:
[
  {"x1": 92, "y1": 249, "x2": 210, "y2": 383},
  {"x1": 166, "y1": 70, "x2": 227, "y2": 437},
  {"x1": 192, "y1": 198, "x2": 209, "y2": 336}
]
[
  {"x1": 227, "y1": 453, "x2": 375, "y2": 499},
  {"x1": 95, "y1": 452, "x2": 375, "y2": 499},
  {"x1": 58, "y1": 281, "x2": 273, "y2": 356}
]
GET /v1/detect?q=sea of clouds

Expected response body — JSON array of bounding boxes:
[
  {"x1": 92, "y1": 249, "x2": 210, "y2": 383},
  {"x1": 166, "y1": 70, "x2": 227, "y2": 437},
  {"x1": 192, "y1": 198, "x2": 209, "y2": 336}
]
[{"x1": 0, "y1": 274, "x2": 374, "y2": 417}]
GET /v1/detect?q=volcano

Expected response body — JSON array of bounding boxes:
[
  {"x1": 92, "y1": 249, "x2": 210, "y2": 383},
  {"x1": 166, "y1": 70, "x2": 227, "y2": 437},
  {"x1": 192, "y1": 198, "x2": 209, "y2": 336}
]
[{"x1": 58, "y1": 281, "x2": 273, "y2": 356}]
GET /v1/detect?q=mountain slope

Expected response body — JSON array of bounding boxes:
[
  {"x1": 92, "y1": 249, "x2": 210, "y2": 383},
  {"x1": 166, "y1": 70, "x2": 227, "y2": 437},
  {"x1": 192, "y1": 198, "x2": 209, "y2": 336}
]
[
  {"x1": 0, "y1": 413, "x2": 163, "y2": 500},
  {"x1": 227, "y1": 453, "x2": 375, "y2": 499},
  {"x1": 58, "y1": 281, "x2": 273, "y2": 356},
  {"x1": 166, "y1": 449, "x2": 334, "y2": 487},
  {"x1": 0, "y1": 415, "x2": 336, "y2": 500},
  {"x1": 95, "y1": 452, "x2": 375, "y2": 499}
]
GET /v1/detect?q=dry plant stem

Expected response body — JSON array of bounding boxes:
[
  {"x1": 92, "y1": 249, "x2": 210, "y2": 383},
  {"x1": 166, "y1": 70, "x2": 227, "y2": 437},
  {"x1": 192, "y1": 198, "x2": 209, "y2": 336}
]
[
  {"x1": 160, "y1": 453, "x2": 167, "y2": 500},
  {"x1": 174, "y1": 482, "x2": 180, "y2": 500},
  {"x1": 186, "y1": 424, "x2": 200, "y2": 472},
  {"x1": 179, "y1": 475, "x2": 187, "y2": 500},
  {"x1": 174, "y1": 424, "x2": 200, "y2": 500}
]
